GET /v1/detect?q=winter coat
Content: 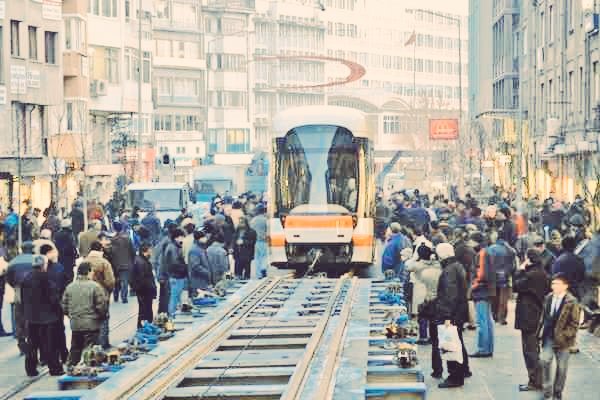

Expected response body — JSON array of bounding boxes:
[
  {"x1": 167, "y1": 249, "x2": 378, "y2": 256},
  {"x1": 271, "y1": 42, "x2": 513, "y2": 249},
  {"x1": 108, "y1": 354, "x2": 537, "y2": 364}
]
[
  {"x1": 152, "y1": 235, "x2": 171, "y2": 281},
  {"x1": 454, "y1": 240, "x2": 477, "y2": 283},
  {"x1": 5, "y1": 253, "x2": 34, "y2": 304},
  {"x1": 551, "y1": 251, "x2": 586, "y2": 300},
  {"x1": 406, "y1": 258, "x2": 441, "y2": 308},
  {"x1": 32, "y1": 238, "x2": 57, "y2": 255},
  {"x1": 434, "y1": 256, "x2": 469, "y2": 324},
  {"x1": 21, "y1": 270, "x2": 62, "y2": 325},
  {"x1": 164, "y1": 241, "x2": 187, "y2": 279},
  {"x1": 539, "y1": 292, "x2": 581, "y2": 350},
  {"x1": 513, "y1": 262, "x2": 550, "y2": 332},
  {"x1": 71, "y1": 207, "x2": 85, "y2": 238},
  {"x1": 84, "y1": 250, "x2": 116, "y2": 293},
  {"x1": 233, "y1": 228, "x2": 257, "y2": 264},
  {"x1": 110, "y1": 233, "x2": 135, "y2": 272},
  {"x1": 54, "y1": 228, "x2": 78, "y2": 280},
  {"x1": 141, "y1": 213, "x2": 161, "y2": 245},
  {"x1": 61, "y1": 276, "x2": 108, "y2": 332},
  {"x1": 47, "y1": 261, "x2": 68, "y2": 297},
  {"x1": 188, "y1": 242, "x2": 211, "y2": 291},
  {"x1": 382, "y1": 233, "x2": 412, "y2": 271},
  {"x1": 207, "y1": 242, "x2": 229, "y2": 285},
  {"x1": 42, "y1": 214, "x2": 61, "y2": 234},
  {"x1": 130, "y1": 255, "x2": 156, "y2": 298},
  {"x1": 78, "y1": 228, "x2": 101, "y2": 258}
]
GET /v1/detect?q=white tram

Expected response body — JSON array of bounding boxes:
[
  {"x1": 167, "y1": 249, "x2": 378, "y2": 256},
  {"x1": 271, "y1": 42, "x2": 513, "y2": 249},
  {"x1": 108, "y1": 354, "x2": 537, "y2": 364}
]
[{"x1": 268, "y1": 106, "x2": 376, "y2": 270}]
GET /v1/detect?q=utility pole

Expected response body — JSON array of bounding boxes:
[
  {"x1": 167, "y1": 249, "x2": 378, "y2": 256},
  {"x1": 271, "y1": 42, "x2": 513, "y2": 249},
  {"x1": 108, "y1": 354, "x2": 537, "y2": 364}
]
[
  {"x1": 137, "y1": 0, "x2": 144, "y2": 182},
  {"x1": 16, "y1": 109, "x2": 23, "y2": 250}
]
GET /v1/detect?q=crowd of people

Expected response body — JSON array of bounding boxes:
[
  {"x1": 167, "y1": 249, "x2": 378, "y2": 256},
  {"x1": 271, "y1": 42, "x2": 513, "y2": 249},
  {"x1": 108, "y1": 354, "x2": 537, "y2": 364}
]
[
  {"x1": 377, "y1": 187, "x2": 600, "y2": 399},
  {"x1": 0, "y1": 190, "x2": 268, "y2": 378}
]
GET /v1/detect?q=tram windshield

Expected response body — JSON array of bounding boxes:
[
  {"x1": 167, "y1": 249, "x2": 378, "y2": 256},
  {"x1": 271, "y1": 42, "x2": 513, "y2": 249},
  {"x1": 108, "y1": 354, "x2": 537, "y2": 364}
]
[{"x1": 275, "y1": 125, "x2": 360, "y2": 215}]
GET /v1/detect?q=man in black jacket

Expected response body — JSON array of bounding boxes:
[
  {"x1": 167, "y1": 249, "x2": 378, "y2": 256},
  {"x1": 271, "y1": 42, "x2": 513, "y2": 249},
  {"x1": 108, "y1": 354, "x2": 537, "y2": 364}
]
[
  {"x1": 164, "y1": 229, "x2": 187, "y2": 317},
  {"x1": 433, "y1": 243, "x2": 470, "y2": 389},
  {"x1": 551, "y1": 236, "x2": 585, "y2": 300},
  {"x1": 53, "y1": 218, "x2": 78, "y2": 284},
  {"x1": 130, "y1": 243, "x2": 156, "y2": 328},
  {"x1": 21, "y1": 255, "x2": 63, "y2": 376},
  {"x1": 513, "y1": 248, "x2": 550, "y2": 392},
  {"x1": 110, "y1": 221, "x2": 136, "y2": 303}
]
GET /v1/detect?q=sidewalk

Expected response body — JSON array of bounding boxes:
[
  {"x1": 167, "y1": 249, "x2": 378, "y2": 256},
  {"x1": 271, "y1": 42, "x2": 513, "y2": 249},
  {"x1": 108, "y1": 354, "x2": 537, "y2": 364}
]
[
  {"x1": 0, "y1": 298, "x2": 138, "y2": 399},
  {"x1": 420, "y1": 302, "x2": 600, "y2": 400}
]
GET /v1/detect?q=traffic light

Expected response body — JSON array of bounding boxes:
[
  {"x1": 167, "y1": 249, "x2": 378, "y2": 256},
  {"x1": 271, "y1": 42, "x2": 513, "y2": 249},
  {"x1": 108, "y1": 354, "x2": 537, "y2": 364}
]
[{"x1": 162, "y1": 154, "x2": 170, "y2": 165}]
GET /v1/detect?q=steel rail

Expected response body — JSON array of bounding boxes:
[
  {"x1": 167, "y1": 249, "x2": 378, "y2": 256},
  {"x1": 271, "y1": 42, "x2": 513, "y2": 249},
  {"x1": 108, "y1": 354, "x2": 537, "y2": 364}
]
[{"x1": 109, "y1": 275, "x2": 291, "y2": 400}]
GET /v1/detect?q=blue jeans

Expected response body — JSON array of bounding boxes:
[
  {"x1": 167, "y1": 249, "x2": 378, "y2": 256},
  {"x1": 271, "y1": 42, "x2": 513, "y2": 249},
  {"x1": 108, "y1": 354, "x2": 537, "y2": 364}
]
[
  {"x1": 168, "y1": 278, "x2": 186, "y2": 317},
  {"x1": 475, "y1": 300, "x2": 494, "y2": 354},
  {"x1": 254, "y1": 240, "x2": 268, "y2": 278},
  {"x1": 114, "y1": 270, "x2": 129, "y2": 302}
]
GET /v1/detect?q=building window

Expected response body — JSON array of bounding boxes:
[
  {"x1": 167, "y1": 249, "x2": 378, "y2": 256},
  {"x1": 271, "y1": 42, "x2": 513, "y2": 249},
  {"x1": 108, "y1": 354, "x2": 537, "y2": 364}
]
[
  {"x1": 105, "y1": 47, "x2": 119, "y2": 83},
  {"x1": 383, "y1": 115, "x2": 401, "y2": 134},
  {"x1": 143, "y1": 51, "x2": 150, "y2": 83},
  {"x1": 125, "y1": 0, "x2": 131, "y2": 20},
  {"x1": 65, "y1": 18, "x2": 86, "y2": 52},
  {"x1": 226, "y1": 129, "x2": 249, "y2": 153},
  {"x1": 209, "y1": 91, "x2": 247, "y2": 108},
  {"x1": 11, "y1": 20, "x2": 20, "y2": 57},
  {"x1": 103, "y1": 0, "x2": 118, "y2": 17},
  {"x1": 207, "y1": 129, "x2": 218, "y2": 154},
  {"x1": 28, "y1": 27, "x2": 38, "y2": 60},
  {"x1": 44, "y1": 31, "x2": 57, "y2": 64},
  {"x1": 66, "y1": 102, "x2": 74, "y2": 131},
  {"x1": 0, "y1": 26, "x2": 3, "y2": 83}
]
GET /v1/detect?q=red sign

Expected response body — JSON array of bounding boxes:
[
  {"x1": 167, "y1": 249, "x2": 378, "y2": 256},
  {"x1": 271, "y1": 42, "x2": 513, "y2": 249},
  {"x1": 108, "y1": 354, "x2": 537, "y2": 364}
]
[{"x1": 429, "y1": 119, "x2": 459, "y2": 140}]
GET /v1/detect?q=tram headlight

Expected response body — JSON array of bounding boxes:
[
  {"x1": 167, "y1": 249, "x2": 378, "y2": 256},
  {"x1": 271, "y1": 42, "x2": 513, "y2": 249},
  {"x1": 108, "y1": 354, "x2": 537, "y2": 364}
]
[{"x1": 352, "y1": 214, "x2": 358, "y2": 228}]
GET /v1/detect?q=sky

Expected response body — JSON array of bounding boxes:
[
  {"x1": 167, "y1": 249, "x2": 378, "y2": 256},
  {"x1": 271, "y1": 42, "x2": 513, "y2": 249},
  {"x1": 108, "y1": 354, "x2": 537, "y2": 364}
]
[{"x1": 400, "y1": 0, "x2": 469, "y2": 15}]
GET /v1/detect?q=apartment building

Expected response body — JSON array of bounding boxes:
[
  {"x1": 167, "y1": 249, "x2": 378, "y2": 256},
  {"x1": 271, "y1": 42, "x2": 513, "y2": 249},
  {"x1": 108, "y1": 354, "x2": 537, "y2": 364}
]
[
  {"x1": 0, "y1": 0, "x2": 63, "y2": 211},
  {"x1": 153, "y1": 0, "x2": 205, "y2": 181},
  {"x1": 519, "y1": 0, "x2": 600, "y2": 201},
  {"x1": 87, "y1": 0, "x2": 154, "y2": 185}
]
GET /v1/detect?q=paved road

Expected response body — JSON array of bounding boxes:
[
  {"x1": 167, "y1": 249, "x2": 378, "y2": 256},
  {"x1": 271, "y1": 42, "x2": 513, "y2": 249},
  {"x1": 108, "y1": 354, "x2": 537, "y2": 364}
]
[
  {"x1": 421, "y1": 302, "x2": 600, "y2": 400},
  {"x1": 0, "y1": 297, "x2": 138, "y2": 399}
]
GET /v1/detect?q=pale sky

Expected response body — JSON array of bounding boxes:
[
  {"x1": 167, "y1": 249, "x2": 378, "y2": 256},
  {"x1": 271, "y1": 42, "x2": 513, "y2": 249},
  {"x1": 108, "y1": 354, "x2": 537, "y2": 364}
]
[{"x1": 401, "y1": 0, "x2": 469, "y2": 15}]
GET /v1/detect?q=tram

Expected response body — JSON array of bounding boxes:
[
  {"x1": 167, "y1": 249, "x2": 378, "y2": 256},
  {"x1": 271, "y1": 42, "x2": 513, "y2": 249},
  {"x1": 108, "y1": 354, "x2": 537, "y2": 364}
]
[{"x1": 268, "y1": 106, "x2": 376, "y2": 270}]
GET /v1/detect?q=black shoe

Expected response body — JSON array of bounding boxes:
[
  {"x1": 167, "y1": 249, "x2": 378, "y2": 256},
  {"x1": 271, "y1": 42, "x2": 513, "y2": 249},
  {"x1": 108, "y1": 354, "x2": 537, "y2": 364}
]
[
  {"x1": 122, "y1": 300, "x2": 128, "y2": 304},
  {"x1": 49, "y1": 369, "x2": 64, "y2": 376},
  {"x1": 500, "y1": 321, "x2": 508, "y2": 325},
  {"x1": 518, "y1": 383, "x2": 541, "y2": 392},
  {"x1": 431, "y1": 371, "x2": 443, "y2": 379},
  {"x1": 27, "y1": 370, "x2": 39, "y2": 377},
  {"x1": 464, "y1": 370, "x2": 473, "y2": 378},
  {"x1": 438, "y1": 379, "x2": 463, "y2": 388},
  {"x1": 466, "y1": 324, "x2": 477, "y2": 331},
  {"x1": 469, "y1": 352, "x2": 493, "y2": 358}
]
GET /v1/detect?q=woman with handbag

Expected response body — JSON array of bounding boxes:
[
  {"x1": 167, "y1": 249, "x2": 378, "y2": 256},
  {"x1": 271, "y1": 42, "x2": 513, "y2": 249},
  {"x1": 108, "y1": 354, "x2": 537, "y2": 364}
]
[{"x1": 406, "y1": 242, "x2": 441, "y2": 345}]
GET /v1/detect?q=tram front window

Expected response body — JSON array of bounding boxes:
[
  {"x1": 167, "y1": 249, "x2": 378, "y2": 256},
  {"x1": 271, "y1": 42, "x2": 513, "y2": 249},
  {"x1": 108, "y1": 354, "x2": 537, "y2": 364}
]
[{"x1": 275, "y1": 125, "x2": 359, "y2": 215}]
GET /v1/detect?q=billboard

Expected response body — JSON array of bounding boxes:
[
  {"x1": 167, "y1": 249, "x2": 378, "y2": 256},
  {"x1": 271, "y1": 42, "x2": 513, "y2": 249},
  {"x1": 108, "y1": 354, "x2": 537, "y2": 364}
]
[{"x1": 429, "y1": 119, "x2": 459, "y2": 140}]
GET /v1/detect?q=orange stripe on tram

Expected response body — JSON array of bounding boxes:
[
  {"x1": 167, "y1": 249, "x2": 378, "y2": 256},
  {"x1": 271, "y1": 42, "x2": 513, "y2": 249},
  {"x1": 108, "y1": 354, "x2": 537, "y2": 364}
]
[
  {"x1": 284, "y1": 215, "x2": 354, "y2": 229},
  {"x1": 352, "y1": 234, "x2": 374, "y2": 247},
  {"x1": 268, "y1": 235, "x2": 286, "y2": 247}
]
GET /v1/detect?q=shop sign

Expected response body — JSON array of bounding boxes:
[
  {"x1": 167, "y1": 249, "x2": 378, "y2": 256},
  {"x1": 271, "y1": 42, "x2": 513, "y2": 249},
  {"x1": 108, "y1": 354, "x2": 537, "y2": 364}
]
[
  {"x1": 10, "y1": 65, "x2": 27, "y2": 95},
  {"x1": 27, "y1": 70, "x2": 41, "y2": 88},
  {"x1": 42, "y1": 0, "x2": 62, "y2": 21},
  {"x1": 429, "y1": 119, "x2": 459, "y2": 140}
]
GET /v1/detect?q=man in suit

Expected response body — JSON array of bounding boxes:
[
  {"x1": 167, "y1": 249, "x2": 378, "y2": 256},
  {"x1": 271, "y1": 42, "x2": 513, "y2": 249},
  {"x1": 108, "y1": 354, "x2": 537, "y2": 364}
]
[{"x1": 538, "y1": 273, "x2": 581, "y2": 400}]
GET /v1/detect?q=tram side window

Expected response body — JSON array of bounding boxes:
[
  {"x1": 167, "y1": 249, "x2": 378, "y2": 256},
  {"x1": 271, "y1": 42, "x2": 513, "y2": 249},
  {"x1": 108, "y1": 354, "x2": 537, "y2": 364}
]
[
  {"x1": 326, "y1": 127, "x2": 359, "y2": 212},
  {"x1": 275, "y1": 133, "x2": 311, "y2": 214}
]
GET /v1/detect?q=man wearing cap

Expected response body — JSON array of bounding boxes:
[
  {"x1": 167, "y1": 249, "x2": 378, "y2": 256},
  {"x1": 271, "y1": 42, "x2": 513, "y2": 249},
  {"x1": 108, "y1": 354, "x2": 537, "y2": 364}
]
[
  {"x1": 5, "y1": 241, "x2": 36, "y2": 354},
  {"x1": 61, "y1": 262, "x2": 108, "y2": 366},
  {"x1": 513, "y1": 249, "x2": 550, "y2": 392},
  {"x1": 538, "y1": 273, "x2": 580, "y2": 400},
  {"x1": 532, "y1": 236, "x2": 556, "y2": 276},
  {"x1": 21, "y1": 255, "x2": 64, "y2": 376},
  {"x1": 53, "y1": 218, "x2": 78, "y2": 284}
]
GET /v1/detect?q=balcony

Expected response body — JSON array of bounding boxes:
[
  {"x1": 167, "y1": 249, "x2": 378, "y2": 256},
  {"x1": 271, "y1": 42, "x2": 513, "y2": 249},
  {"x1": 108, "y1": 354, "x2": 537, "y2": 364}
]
[{"x1": 205, "y1": 0, "x2": 255, "y2": 11}]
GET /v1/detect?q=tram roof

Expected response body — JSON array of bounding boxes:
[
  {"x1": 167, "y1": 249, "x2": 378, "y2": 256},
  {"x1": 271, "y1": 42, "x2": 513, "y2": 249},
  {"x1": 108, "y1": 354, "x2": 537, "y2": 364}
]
[{"x1": 272, "y1": 106, "x2": 372, "y2": 139}]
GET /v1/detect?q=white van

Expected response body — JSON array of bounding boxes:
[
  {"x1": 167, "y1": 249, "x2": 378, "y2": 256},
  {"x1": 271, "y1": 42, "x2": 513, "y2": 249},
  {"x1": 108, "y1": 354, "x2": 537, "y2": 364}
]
[{"x1": 125, "y1": 182, "x2": 192, "y2": 224}]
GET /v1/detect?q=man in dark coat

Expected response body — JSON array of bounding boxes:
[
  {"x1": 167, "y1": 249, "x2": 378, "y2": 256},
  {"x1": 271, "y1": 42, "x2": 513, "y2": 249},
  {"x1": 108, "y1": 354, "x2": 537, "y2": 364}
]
[
  {"x1": 130, "y1": 243, "x2": 156, "y2": 328},
  {"x1": 70, "y1": 203, "x2": 85, "y2": 241},
  {"x1": 164, "y1": 228, "x2": 187, "y2": 317},
  {"x1": 152, "y1": 221, "x2": 177, "y2": 314},
  {"x1": 53, "y1": 218, "x2": 78, "y2": 284},
  {"x1": 207, "y1": 233, "x2": 229, "y2": 285},
  {"x1": 433, "y1": 243, "x2": 470, "y2": 388},
  {"x1": 141, "y1": 209, "x2": 161, "y2": 246},
  {"x1": 513, "y1": 248, "x2": 550, "y2": 392},
  {"x1": 110, "y1": 221, "x2": 136, "y2": 303},
  {"x1": 21, "y1": 255, "x2": 63, "y2": 376},
  {"x1": 188, "y1": 230, "x2": 211, "y2": 293},
  {"x1": 5, "y1": 241, "x2": 36, "y2": 353},
  {"x1": 551, "y1": 236, "x2": 586, "y2": 301}
]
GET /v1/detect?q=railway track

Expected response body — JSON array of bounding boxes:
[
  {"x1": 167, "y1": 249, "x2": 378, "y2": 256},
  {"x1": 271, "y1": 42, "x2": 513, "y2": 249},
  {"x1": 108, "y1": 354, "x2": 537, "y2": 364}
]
[
  {"x1": 81, "y1": 273, "x2": 356, "y2": 400},
  {"x1": 0, "y1": 307, "x2": 138, "y2": 400}
]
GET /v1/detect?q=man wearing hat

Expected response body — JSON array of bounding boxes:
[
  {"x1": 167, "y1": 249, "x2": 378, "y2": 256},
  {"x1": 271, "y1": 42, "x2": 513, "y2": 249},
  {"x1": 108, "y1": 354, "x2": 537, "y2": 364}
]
[
  {"x1": 61, "y1": 262, "x2": 108, "y2": 366},
  {"x1": 21, "y1": 255, "x2": 63, "y2": 376},
  {"x1": 53, "y1": 218, "x2": 78, "y2": 284},
  {"x1": 5, "y1": 241, "x2": 36, "y2": 354},
  {"x1": 538, "y1": 273, "x2": 580, "y2": 400}
]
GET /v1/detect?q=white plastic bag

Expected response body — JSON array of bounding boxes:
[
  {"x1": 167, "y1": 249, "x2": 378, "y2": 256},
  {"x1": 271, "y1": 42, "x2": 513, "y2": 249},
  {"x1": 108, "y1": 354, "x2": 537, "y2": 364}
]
[{"x1": 437, "y1": 324, "x2": 463, "y2": 364}]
